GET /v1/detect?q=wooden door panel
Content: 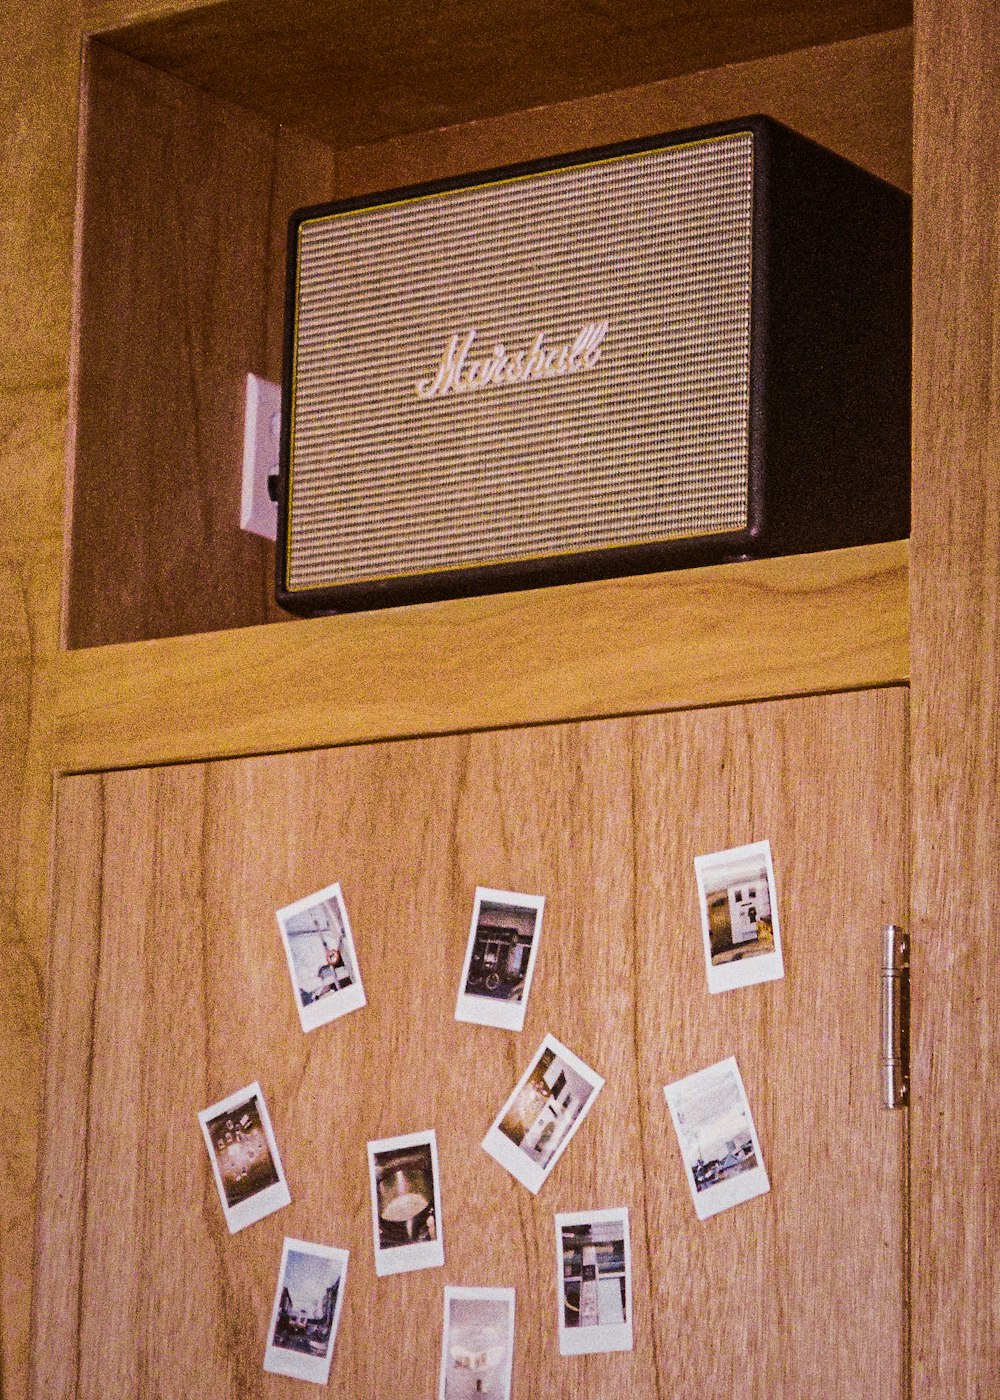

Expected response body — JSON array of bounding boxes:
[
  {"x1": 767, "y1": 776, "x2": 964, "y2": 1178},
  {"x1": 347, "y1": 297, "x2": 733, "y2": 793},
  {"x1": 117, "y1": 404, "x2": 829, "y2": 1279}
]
[
  {"x1": 34, "y1": 690, "x2": 906, "y2": 1398},
  {"x1": 633, "y1": 690, "x2": 908, "y2": 1397}
]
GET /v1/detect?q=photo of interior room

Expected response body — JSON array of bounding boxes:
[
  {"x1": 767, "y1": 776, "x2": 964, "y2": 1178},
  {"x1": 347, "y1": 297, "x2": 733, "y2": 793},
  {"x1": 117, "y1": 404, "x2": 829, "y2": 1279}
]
[
  {"x1": 499, "y1": 1046, "x2": 594, "y2": 1168},
  {"x1": 373, "y1": 1142, "x2": 438, "y2": 1249},
  {"x1": 464, "y1": 901, "x2": 537, "y2": 1004},
  {"x1": 206, "y1": 1097, "x2": 279, "y2": 1209}
]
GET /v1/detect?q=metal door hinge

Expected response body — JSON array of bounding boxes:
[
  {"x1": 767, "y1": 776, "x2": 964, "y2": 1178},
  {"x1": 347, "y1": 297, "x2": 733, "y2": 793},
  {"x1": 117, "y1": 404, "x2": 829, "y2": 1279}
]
[{"x1": 881, "y1": 924, "x2": 910, "y2": 1108}]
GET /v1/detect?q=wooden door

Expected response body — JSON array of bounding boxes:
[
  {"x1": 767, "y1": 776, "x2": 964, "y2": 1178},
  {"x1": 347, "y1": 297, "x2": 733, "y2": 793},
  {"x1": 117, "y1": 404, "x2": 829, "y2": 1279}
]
[{"x1": 33, "y1": 688, "x2": 907, "y2": 1398}]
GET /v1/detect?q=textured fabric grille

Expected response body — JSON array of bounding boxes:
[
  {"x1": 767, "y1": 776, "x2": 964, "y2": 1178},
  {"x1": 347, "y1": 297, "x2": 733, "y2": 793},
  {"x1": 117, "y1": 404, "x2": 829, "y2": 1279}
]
[{"x1": 287, "y1": 132, "x2": 754, "y2": 591}]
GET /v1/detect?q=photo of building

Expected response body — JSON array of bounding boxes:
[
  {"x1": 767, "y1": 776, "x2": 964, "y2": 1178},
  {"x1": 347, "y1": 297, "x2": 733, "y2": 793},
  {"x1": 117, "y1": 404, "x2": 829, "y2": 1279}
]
[
  {"x1": 271, "y1": 1249, "x2": 343, "y2": 1359},
  {"x1": 560, "y1": 1218, "x2": 628, "y2": 1330},
  {"x1": 697, "y1": 847, "x2": 776, "y2": 966},
  {"x1": 498, "y1": 1046, "x2": 593, "y2": 1168},
  {"x1": 205, "y1": 1096, "x2": 280, "y2": 1209}
]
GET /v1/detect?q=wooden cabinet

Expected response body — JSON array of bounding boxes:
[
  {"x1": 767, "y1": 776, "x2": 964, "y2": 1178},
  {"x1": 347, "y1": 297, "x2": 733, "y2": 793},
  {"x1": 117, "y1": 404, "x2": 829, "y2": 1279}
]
[
  {"x1": 4, "y1": 0, "x2": 998, "y2": 1395},
  {"x1": 36, "y1": 689, "x2": 908, "y2": 1397}
]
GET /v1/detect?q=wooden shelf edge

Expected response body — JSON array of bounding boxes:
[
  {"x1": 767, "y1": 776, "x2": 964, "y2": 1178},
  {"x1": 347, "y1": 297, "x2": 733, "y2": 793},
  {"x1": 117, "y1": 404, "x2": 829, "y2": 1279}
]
[
  {"x1": 82, "y1": 0, "x2": 209, "y2": 37},
  {"x1": 44, "y1": 540, "x2": 909, "y2": 774}
]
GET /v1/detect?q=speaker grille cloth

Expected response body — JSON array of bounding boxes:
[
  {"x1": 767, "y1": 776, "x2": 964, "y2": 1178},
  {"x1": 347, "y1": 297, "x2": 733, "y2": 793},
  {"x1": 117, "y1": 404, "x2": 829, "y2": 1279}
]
[{"x1": 287, "y1": 131, "x2": 753, "y2": 591}]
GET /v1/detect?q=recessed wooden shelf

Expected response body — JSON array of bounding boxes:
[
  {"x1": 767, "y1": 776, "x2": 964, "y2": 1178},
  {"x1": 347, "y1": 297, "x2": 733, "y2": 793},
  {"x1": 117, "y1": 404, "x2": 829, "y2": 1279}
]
[
  {"x1": 64, "y1": 7, "x2": 913, "y2": 650},
  {"x1": 46, "y1": 541, "x2": 909, "y2": 775}
]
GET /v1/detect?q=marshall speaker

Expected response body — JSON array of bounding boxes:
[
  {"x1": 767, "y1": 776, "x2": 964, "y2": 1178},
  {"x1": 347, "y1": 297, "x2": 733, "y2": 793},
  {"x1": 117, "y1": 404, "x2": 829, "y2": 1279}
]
[{"x1": 276, "y1": 116, "x2": 910, "y2": 615}]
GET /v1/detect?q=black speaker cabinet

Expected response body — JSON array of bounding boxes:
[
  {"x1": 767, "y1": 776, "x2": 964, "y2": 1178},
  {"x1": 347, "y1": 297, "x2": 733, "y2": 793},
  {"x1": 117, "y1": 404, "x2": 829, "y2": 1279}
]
[{"x1": 276, "y1": 115, "x2": 910, "y2": 615}]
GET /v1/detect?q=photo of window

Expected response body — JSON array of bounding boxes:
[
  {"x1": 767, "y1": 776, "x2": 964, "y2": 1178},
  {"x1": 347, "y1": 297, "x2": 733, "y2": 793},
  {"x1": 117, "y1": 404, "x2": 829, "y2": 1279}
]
[
  {"x1": 555, "y1": 1208, "x2": 633, "y2": 1355},
  {"x1": 276, "y1": 881, "x2": 366, "y2": 1032}
]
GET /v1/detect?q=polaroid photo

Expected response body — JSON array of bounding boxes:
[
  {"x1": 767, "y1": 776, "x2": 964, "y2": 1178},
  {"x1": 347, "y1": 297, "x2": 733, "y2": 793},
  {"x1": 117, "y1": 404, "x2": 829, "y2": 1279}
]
[
  {"x1": 198, "y1": 1081, "x2": 291, "y2": 1233},
  {"x1": 482, "y1": 1033, "x2": 604, "y2": 1195},
  {"x1": 694, "y1": 840, "x2": 784, "y2": 993},
  {"x1": 555, "y1": 1208, "x2": 633, "y2": 1356},
  {"x1": 276, "y1": 881, "x2": 366, "y2": 1033},
  {"x1": 664, "y1": 1056, "x2": 769, "y2": 1221},
  {"x1": 263, "y1": 1237, "x2": 348, "y2": 1385},
  {"x1": 455, "y1": 887, "x2": 545, "y2": 1032},
  {"x1": 438, "y1": 1286, "x2": 515, "y2": 1400},
  {"x1": 367, "y1": 1130, "x2": 445, "y2": 1277}
]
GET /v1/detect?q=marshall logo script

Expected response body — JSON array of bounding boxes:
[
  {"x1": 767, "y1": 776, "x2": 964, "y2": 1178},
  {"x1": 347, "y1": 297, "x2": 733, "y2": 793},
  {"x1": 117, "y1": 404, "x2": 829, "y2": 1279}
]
[{"x1": 415, "y1": 322, "x2": 608, "y2": 399}]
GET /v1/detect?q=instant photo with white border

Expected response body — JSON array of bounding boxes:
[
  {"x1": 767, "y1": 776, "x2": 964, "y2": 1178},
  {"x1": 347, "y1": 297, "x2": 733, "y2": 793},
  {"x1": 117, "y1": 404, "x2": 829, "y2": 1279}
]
[
  {"x1": 263, "y1": 1236, "x2": 348, "y2": 1385},
  {"x1": 694, "y1": 840, "x2": 784, "y2": 993},
  {"x1": 438, "y1": 1286, "x2": 516, "y2": 1400},
  {"x1": 555, "y1": 1207, "x2": 633, "y2": 1355},
  {"x1": 276, "y1": 881, "x2": 367, "y2": 1032},
  {"x1": 198, "y1": 1080, "x2": 291, "y2": 1233},
  {"x1": 367, "y1": 1129, "x2": 445, "y2": 1277},
  {"x1": 455, "y1": 887, "x2": 545, "y2": 1032},
  {"x1": 664, "y1": 1056, "x2": 769, "y2": 1221},
  {"x1": 482, "y1": 1033, "x2": 604, "y2": 1195}
]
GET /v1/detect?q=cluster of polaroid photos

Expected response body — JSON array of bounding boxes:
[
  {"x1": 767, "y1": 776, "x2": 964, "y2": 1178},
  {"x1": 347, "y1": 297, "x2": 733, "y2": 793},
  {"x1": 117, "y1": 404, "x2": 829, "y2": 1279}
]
[{"x1": 196, "y1": 840, "x2": 782, "y2": 1388}]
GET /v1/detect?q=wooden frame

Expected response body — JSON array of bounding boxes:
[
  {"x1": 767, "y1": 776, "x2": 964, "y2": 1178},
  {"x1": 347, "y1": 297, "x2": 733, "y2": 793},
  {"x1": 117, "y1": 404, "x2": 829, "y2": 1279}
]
[{"x1": 45, "y1": 542, "x2": 908, "y2": 775}]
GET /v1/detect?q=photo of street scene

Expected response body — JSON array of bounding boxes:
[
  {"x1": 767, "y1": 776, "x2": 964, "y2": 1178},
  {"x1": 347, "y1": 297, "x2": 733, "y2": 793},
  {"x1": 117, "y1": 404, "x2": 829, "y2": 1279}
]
[
  {"x1": 264, "y1": 1238, "x2": 348, "y2": 1384},
  {"x1": 456, "y1": 889, "x2": 545, "y2": 1031},
  {"x1": 270, "y1": 1247, "x2": 343, "y2": 1359},
  {"x1": 498, "y1": 1044, "x2": 595, "y2": 1170},
  {"x1": 559, "y1": 1216, "x2": 629, "y2": 1330},
  {"x1": 463, "y1": 899, "x2": 538, "y2": 1003},
  {"x1": 206, "y1": 1093, "x2": 280, "y2": 1209},
  {"x1": 671, "y1": 1061, "x2": 757, "y2": 1192},
  {"x1": 440, "y1": 1289, "x2": 514, "y2": 1400},
  {"x1": 665, "y1": 1057, "x2": 771, "y2": 1222}
]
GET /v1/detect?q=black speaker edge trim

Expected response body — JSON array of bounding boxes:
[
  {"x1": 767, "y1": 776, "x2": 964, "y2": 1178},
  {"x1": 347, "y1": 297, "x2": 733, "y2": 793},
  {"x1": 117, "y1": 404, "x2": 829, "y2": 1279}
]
[{"x1": 275, "y1": 529, "x2": 765, "y2": 618}]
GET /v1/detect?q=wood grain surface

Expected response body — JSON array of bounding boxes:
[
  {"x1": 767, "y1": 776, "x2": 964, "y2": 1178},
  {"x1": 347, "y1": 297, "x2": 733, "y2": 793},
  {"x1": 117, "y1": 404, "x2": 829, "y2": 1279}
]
[
  {"x1": 65, "y1": 43, "x2": 338, "y2": 647},
  {"x1": 909, "y1": 0, "x2": 1000, "y2": 1392},
  {"x1": 90, "y1": 0, "x2": 910, "y2": 152},
  {"x1": 0, "y1": 2, "x2": 81, "y2": 1396},
  {"x1": 339, "y1": 26, "x2": 913, "y2": 199},
  {"x1": 47, "y1": 542, "x2": 909, "y2": 775},
  {"x1": 35, "y1": 688, "x2": 908, "y2": 1398}
]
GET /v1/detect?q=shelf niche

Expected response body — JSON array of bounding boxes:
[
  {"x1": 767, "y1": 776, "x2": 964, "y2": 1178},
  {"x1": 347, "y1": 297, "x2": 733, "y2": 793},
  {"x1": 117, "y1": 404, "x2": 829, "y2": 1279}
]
[{"x1": 65, "y1": 6, "x2": 913, "y2": 650}]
